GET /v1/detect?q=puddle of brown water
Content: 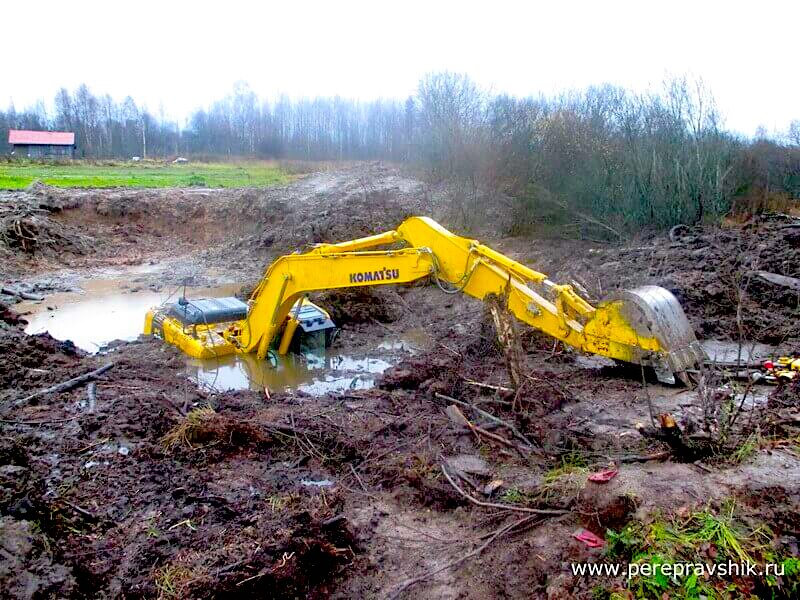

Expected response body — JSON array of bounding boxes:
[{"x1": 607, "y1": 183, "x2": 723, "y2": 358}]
[
  {"x1": 186, "y1": 352, "x2": 396, "y2": 394},
  {"x1": 20, "y1": 280, "x2": 240, "y2": 352},
  {"x1": 17, "y1": 278, "x2": 427, "y2": 396}
]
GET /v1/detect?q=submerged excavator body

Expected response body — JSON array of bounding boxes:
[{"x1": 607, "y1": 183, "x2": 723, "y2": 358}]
[
  {"x1": 144, "y1": 297, "x2": 336, "y2": 360},
  {"x1": 144, "y1": 216, "x2": 705, "y2": 383}
]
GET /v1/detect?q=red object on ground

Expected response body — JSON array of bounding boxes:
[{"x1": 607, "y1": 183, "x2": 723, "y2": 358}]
[
  {"x1": 764, "y1": 360, "x2": 774, "y2": 370},
  {"x1": 8, "y1": 130, "x2": 75, "y2": 145},
  {"x1": 573, "y1": 528, "x2": 605, "y2": 548},
  {"x1": 588, "y1": 468, "x2": 619, "y2": 483}
]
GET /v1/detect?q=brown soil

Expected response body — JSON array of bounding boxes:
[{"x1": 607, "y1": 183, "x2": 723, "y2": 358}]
[{"x1": 1, "y1": 164, "x2": 799, "y2": 598}]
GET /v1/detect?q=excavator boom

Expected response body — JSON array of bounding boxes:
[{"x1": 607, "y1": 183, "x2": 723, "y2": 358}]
[{"x1": 144, "y1": 216, "x2": 705, "y2": 383}]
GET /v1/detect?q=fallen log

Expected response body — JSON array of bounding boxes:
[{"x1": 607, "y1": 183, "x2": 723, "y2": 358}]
[
  {"x1": 752, "y1": 271, "x2": 800, "y2": 292},
  {"x1": 16, "y1": 363, "x2": 114, "y2": 405},
  {"x1": 1, "y1": 286, "x2": 45, "y2": 301}
]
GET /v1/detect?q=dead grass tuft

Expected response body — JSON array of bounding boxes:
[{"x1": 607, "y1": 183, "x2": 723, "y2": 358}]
[
  {"x1": 154, "y1": 558, "x2": 210, "y2": 599},
  {"x1": 161, "y1": 406, "x2": 264, "y2": 451}
]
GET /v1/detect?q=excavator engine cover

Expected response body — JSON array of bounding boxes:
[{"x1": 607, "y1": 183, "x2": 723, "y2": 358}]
[{"x1": 167, "y1": 297, "x2": 248, "y2": 326}]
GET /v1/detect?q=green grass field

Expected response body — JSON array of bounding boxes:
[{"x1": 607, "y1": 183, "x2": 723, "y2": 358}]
[{"x1": 0, "y1": 160, "x2": 291, "y2": 189}]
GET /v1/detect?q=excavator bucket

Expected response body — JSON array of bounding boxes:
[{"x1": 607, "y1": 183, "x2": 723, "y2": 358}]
[{"x1": 605, "y1": 286, "x2": 706, "y2": 384}]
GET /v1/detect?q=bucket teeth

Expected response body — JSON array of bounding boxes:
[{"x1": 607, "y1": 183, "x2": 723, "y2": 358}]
[{"x1": 610, "y1": 285, "x2": 706, "y2": 384}]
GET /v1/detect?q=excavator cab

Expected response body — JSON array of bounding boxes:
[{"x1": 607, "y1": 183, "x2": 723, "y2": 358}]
[{"x1": 277, "y1": 299, "x2": 337, "y2": 354}]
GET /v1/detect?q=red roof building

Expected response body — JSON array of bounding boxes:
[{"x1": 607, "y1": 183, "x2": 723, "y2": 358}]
[{"x1": 8, "y1": 129, "x2": 76, "y2": 158}]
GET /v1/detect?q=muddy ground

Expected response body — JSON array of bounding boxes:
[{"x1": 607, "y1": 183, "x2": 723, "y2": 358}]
[{"x1": 1, "y1": 164, "x2": 800, "y2": 599}]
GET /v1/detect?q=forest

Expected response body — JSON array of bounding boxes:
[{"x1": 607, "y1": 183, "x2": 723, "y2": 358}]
[{"x1": 2, "y1": 73, "x2": 798, "y2": 233}]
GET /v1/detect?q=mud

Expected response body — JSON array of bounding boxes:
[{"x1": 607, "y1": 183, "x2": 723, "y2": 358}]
[
  {"x1": 522, "y1": 215, "x2": 800, "y2": 347},
  {"x1": 1, "y1": 165, "x2": 799, "y2": 598}
]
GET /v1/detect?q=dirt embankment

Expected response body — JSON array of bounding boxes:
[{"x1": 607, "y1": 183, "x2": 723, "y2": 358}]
[
  {"x1": 492, "y1": 215, "x2": 800, "y2": 347},
  {"x1": 2, "y1": 164, "x2": 800, "y2": 598},
  {"x1": 585, "y1": 216, "x2": 800, "y2": 345},
  {"x1": 1, "y1": 163, "x2": 434, "y2": 293},
  {"x1": 0, "y1": 182, "x2": 249, "y2": 281}
]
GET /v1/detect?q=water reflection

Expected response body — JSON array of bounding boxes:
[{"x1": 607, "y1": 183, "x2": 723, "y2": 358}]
[{"x1": 186, "y1": 351, "x2": 393, "y2": 394}]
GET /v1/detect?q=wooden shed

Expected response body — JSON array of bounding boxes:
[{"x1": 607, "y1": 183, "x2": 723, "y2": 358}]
[{"x1": 8, "y1": 130, "x2": 76, "y2": 158}]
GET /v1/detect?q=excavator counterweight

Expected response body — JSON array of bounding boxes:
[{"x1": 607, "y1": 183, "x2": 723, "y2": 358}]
[{"x1": 144, "y1": 216, "x2": 705, "y2": 383}]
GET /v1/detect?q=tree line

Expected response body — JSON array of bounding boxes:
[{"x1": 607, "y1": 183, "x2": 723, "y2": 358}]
[
  {"x1": 1, "y1": 75, "x2": 798, "y2": 233},
  {"x1": 0, "y1": 83, "x2": 411, "y2": 161}
]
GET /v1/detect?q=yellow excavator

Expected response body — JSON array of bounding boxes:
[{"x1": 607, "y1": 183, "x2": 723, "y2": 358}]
[{"x1": 144, "y1": 216, "x2": 705, "y2": 384}]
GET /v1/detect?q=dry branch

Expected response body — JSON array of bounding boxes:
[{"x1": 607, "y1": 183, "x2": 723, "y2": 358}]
[
  {"x1": 463, "y1": 379, "x2": 514, "y2": 393},
  {"x1": 16, "y1": 363, "x2": 114, "y2": 406},
  {"x1": 752, "y1": 270, "x2": 800, "y2": 292},
  {"x1": 440, "y1": 464, "x2": 568, "y2": 516},
  {"x1": 435, "y1": 392, "x2": 536, "y2": 448}
]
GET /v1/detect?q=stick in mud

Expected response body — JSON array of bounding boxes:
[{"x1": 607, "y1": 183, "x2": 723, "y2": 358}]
[
  {"x1": 435, "y1": 392, "x2": 536, "y2": 449},
  {"x1": 15, "y1": 363, "x2": 114, "y2": 406},
  {"x1": 86, "y1": 382, "x2": 97, "y2": 413},
  {"x1": 440, "y1": 464, "x2": 569, "y2": 516}
]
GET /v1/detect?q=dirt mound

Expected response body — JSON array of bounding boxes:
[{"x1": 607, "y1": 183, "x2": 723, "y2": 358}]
[
  {"x1": 378, "y1": 355, "x2": 455, "y2": 391},
  {"x1": 149, "y1": 514, "x2": 355, "y2": 599},
  {"x1": 23, "y1": 180, "x2": 79, "y2": 210},
  {"x1": 317, "y1": 287, "x2": 403, "y2": 325},
  {"x1": 161, "y1": 406, "x2": 269, "y2": 453},
  {"x1": 206, "y1": 163, "x2": 431, "y2": 270},
  {"x1": 542, "y1": 215, "x2": 800, "y2": 345},
  {"x1": 0, "y1": 516, "x2": 76, "y2": 598},
  {"x1": 0, "y1": 334, "x2": 361, "y2": 598},
  {"x1": 0, "y1": 195, "x2": 93, "y2": 256},
  {"x1": 0, "y1": 301, "x2": 26, "y2": 326},
  {"x1": 0, "y1": 326, "x2": 82, "y2": 392}
]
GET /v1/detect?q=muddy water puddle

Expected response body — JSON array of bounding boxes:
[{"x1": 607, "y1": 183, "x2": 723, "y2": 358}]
[
  {"x1": 19, "y1": 279, "x2": 239, "y2": 351},
  {"x1": 16, "y1": 278, "x2": 427, "y2": 396},
  {"x1": 187, "y1": 353, "x2": 396, "y2": 395},
  {"x1": 189, "y1": 329, "x2": 431, "y2": 394}
]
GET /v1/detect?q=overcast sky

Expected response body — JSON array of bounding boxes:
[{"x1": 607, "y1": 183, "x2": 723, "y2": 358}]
[{"x1": 3, "y1": 0, "x2": 797, "y2": 136}]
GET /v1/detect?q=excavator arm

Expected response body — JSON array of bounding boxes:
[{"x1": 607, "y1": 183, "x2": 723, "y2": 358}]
[
  {"x1": 396, "y1": 217, "x2": 704, "y2": 382},
  {"x1": 235, "y1": 247, "x2": 436, "y2": 358},
  {"x1": 145, "y1": 216, "x2": 705, "y2": 383}
]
